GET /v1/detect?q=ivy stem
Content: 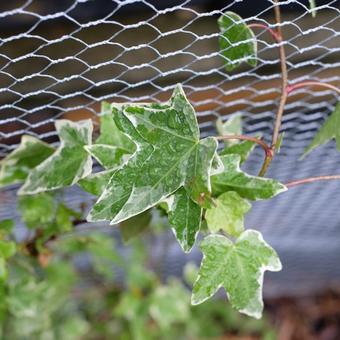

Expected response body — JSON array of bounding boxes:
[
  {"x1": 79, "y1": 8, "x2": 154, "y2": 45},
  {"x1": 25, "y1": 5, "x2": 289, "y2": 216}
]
[
  {"x1": 258, "y1": 0, "x2": 288, "y2": 177},
  {"x1": 248, "y1": 23, "x2": 280, "y2": 42},
  {"x1": 286, "y1": 175, "x2": 340, "y2": 188},
  {"x1": 286, "y1": 81, "x2": 340, "y2": 96},
  {"x1": 216, "y1": 135, "x2": 273, "y2": 158}
]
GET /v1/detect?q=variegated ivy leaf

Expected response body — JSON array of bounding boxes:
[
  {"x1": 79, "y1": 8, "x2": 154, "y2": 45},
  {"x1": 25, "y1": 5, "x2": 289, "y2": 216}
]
[
  {"x1": 84, "y1": 144, "x2": 130, "y2": 170},
  {"x1": 220, "y1": 140, "x2": 257, "y2": 164},
  {"x1": 205, "y1": 191, "x2": 251, "y2": 237},
  {"x1": 218, "y1": 11, "x2": 257, "y2": 72},
  {"x1": 211, "y1": 154, "x2": 287, "y2": 200},
  {"x1": 191, "y1": 230, "x2": 282, "y2": 319},
  {"x1": 78, "y1": 169, "x2": 115, "y2": 196},
  {"x1": 216, "y1": 115, "x2": 258, "y2": 163},
  {"x1": 216, "y1": 115, "x2": 242, "y2": 145},
  {"x1": 167, "y1": 187, "x2": 202, "y2": 253},
  {"x1": 96, "y1": 102, "x2": 135, "y2": 153},
  {"x1": 19, "y1": 120, "x2": 93, "y2": 195},
  {"x1": 0, "y1": 136, "x2": 54, "y2": 188},
  {"x1": 303, "y1": 101, "x2": 340, "y2": 157},
  {"x1": 88, "y1": 85, "x2": 218, "y2": 225}
]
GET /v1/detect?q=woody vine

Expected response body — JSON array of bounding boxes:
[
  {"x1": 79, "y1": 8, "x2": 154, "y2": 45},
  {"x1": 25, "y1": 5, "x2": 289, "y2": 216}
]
[{"x1": 0, "y1": 0, "x2": 339, "y2": 319}]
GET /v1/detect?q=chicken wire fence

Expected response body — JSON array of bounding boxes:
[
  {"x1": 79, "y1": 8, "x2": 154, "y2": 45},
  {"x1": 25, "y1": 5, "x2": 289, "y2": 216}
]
[{"x1": 0, "y1": 0, "x2": 340, "y2": 297}]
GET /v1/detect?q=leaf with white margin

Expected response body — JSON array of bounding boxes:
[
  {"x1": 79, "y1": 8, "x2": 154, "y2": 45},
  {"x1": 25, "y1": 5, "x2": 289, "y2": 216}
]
[
  {"x1": 218, "y1": 11, "x2": 257, "y2": 72},
  {"x1": 84, "y1": 144, "x2": 130, "y2": 170},
  {"x1": 216, "y1": 115, "x2": 242, "y2": 145},
  {"x1": 205, "y1": 191, "x2": 251, "y2": 237},
  {"x1": 88, "y1": 85, "x2": 218, "y2": 225},
  {"x1": 19, "y1": 120, "x2": 93, "y2": 195},
  {"x1": 211, "y1": 154, "x2": 287, "y2": 200},
  {"x1": 96, "y1": 101, "x2": 135, "y2": 153},
  {"x1": 0, "y1": 136, "x2": 54, "y2": 188},
  {"x1": 303, "y1": 101, "x2": 340, "y2": 157},
  {"x1": 220, "y1": 140, "x2": 257, "y2": 164},
  {"x1": 78, "y1": 169, "x2": 115, "y2": 196},
  {"x1": 167, "y1": 187, "x2": 202, "y2": 253},
  {"x1": 191, "y1": 230, "x2": 282, "y2": 319}
]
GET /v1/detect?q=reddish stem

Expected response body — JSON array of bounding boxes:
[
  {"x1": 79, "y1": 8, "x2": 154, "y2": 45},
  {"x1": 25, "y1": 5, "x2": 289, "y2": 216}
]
[
  {"x1": 216, "y1": 135, "x2": 273, "y2": 158},
  {"x1": 286, "y1": 175, "x2": 340, "y2": 188},
  {"x1": 248, "y1": 23, "x2": 280, "y2": 42},
  {"x1": 286, "y1": 81, "x2": 340, "y2": 96}
]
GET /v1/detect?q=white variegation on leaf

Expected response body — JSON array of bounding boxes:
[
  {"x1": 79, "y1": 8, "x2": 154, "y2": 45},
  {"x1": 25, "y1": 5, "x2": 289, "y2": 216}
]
[
  {"x1": 84, "y1": 144, "x2": 130, "y2": 170},
  {"x1": 88, "y1": 85, "x2": 218, "y2": 225},
  {"x1": 0, "y1": 136, "x2": 54, "y2": 188},
  {"x1": 191, "y1": 230, "x2": 282, "y2": 319},
  {"x1": 19, "y1": 120, "x2": 93, "y2": 195},
  {"x1": 211, "y1": 154, "x2": 287, "y2": 200},
  {"x1": 205, "y1": 191, "x2": 251, "y2": 236},
  {"x1": 167, "y1": 187, "x2": 202, "y2": 253}
]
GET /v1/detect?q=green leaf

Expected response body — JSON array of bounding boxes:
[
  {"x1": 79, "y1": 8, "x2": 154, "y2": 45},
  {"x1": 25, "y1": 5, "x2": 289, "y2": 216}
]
[
  {"x1": 216, "y1": 115, "x2": 242, "y2": 143},
  {"x1": 191, "y1": 230, "x2": 282, "y2": 319},
  {"x1": 276, "y1": 132, "x2": 285, "y2": 153},
  {"x1": 218, "y1": 11, "x2": 257, "y2": 72},
  {"x1": 0, "y1": 136, "x2": 54, "y2": 188},
  {"x1": 78, "y1": 169, "x2": 115, "y2": 196},
  {"x1": 220, "y1": 140, "x2": 257, "y2": 164},
  {"x1": 120, "y1": 210, "x2": 152, "y2": 243},
  {"x1": 167, "y1": 187, "x2": 202, "y2": 253},
  {"x1": 149, "y1": 279, "x2": 190, "y2": 329},
  {"x1": 0, "y1": 258, "x2": 7, "y2": 281},
  {"x1": 309, "y1": 0, "x2": 317, "y2": 17},
  {"x1": 18, "y1": 192, "x2": 56, "y2": 228},
  {"x1": 211, "y1": 154, "x2": 287, "y2": 200},
  {"x1": 96, "y1": 102, "x2": 135, "y2": 153},
  {"x1": 0, "y1": 240, "x2": 16, "y2": 258},
  {"x1": 84, "y1": 144, "x2": 129, "y2": 169},
  {"x1": 88, "y1": 85, "x2": 217, "y2": 224},
  {"x1": 0, "y1": 219, "x2": 14, "y2": 235},
  {"x1": 303, "y1": 102, "x2": 340, "y2": 157},
  {"x1": 205, "y1": 191, "x2": 251, "y2": 236},
  {"x1": 55, "y1": 203, "x2": 81, "y2": 232},
  {"x1": 19, "y1": 120, "x2": 93, "y2": 195}
]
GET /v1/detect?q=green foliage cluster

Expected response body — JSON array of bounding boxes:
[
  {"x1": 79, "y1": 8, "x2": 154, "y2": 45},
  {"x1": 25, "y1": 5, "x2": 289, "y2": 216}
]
[
  {"x1": 0, "y1": 84, "x2": 288, "y2": 319},
  {"x1": 0, "y1": 5, "x2": 339, "y2": 335}
]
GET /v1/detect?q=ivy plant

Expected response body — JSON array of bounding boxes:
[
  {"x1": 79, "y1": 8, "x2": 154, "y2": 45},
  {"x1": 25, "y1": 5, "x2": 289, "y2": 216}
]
[{"x1": 1, "y1": 0, "x2": 340, "y2": 321}]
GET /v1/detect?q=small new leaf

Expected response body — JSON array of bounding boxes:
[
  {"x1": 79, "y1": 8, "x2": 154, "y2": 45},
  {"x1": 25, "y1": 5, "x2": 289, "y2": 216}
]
[
  {"x1": 218, "y1": 11, "x2": 257, "y2": 72},
  {"x1": 0, "y1": 136, "x2": 54, "y2": 188},
  {"x1": 216, "y1": 115, "x2": 242, "y2": 143},
  {"x1": 167, "y1": 187, "x2": 202, "y2": 253},
  {"x1": 191, "y1": 230, "x2": 282, "y2": 319},
  {"x1": 88, "y1": 85, "x2": 217, "y2": 225},
  {"x1": 211, "y1": 154, "x2": 287, "y2": 200},
  {"x1": 205, "y1": 191, "x2": 251, "y2": 237},
  {"x1": 303, "y1": 102, "x2": 340, "y2": 157},
  {"x1": 220, "y1": 140, "x2": 257, "y2": 164},
  {"x1": 19, "y1": 120, "x2": 93, "y2": 195}
]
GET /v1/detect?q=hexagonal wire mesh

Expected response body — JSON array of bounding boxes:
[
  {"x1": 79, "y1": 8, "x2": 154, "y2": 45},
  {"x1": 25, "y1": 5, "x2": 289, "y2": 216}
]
[{"x1": 0, "y1": 0, "x2": 340, "y2": 297}]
